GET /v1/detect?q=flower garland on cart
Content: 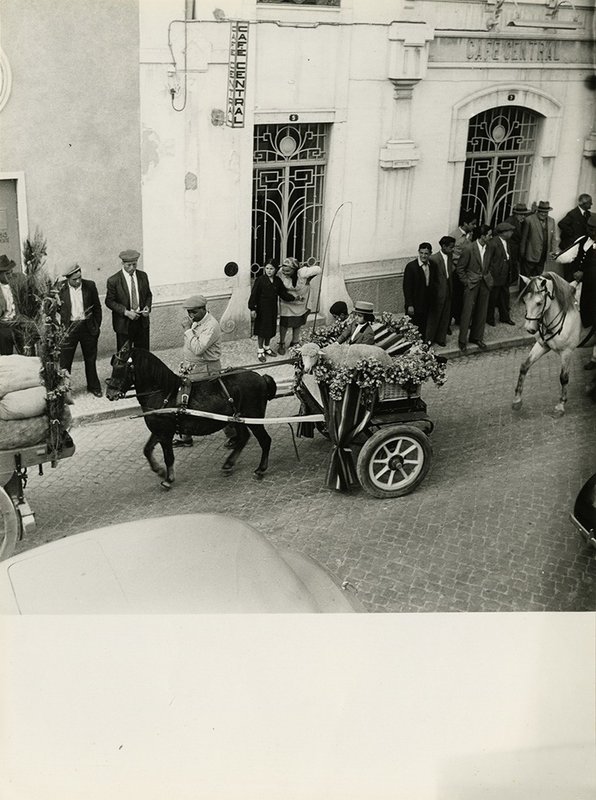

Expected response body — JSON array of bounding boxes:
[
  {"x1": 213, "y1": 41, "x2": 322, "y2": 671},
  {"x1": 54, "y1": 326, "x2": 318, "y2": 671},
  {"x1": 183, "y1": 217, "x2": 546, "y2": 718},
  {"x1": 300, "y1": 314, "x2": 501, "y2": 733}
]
[
  {"x1": 20, "y1": 231, "x2": 72, "y2": 463},
  {"x1": 293, "y1": 313, "x2": 447, "y2": 491}
]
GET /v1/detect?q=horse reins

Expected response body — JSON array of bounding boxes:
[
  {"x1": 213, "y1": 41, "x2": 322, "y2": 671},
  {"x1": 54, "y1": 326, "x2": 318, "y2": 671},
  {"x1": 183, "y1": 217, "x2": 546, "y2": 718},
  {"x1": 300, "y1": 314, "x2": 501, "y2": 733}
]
[{"x1": 524, "y1": 283, "x2": 566, "y2": 344}]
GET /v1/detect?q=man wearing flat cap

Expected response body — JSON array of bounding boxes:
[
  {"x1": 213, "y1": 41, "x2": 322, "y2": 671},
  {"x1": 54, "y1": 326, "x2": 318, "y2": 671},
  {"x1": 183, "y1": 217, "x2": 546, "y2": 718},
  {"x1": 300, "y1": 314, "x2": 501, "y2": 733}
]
[
  {"x1": 59, "y1": 264, "x2": 103, "y2": 397},
  {"x1": 520, "y1": 201, "x2": 556, "y2": 278},
  {"x1": 486, "y1": 222, "x2": 516, "y2": 326},
  {"x1": 105, "y1": 249, "x2": 152, "y2": 351},
  {"x1": 173, "y1": 295, "x2": 223, "y2": 447},
  {"x1": 0, "y1": 254, "x2": 27, "y2": 355}
]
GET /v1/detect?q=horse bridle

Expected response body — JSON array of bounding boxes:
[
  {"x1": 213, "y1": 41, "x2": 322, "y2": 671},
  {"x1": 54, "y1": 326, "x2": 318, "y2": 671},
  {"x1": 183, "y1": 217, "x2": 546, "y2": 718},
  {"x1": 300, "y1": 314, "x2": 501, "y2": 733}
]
[{"x1": 524, "y1": 280, "x2": 566, "y2": 343}]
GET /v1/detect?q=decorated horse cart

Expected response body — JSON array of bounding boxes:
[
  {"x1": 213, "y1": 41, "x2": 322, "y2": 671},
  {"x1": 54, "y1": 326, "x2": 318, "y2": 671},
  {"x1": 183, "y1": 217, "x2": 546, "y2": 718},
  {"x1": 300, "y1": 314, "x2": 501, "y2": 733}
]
[
  {"x1": 292, "y1": 313, "x2": 446, "y2": 497},
  {"x1": 106, "y1": 313, "x2": 446, "y2": 499}
]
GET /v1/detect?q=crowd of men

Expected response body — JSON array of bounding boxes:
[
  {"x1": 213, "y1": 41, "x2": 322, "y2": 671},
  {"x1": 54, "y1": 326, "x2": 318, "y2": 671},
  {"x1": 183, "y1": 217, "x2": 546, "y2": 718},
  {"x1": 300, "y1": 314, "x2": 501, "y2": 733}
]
[
  {"x1": 0, "y1": 192, "x2": 594, "y2": 392},
  {"x1": 402, "y1": 194, "x2": 594, "y2": 353}
]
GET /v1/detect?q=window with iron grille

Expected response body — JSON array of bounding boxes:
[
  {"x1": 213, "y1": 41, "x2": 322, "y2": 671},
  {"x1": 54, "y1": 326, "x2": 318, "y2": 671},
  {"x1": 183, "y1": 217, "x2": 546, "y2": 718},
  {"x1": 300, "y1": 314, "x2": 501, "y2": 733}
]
[
  {"x1": 460, "y1": 107, "x2": 540, "y2": 227},
  {"x1": 251, "y1": 123, "x2": 328, "y2": 279}
]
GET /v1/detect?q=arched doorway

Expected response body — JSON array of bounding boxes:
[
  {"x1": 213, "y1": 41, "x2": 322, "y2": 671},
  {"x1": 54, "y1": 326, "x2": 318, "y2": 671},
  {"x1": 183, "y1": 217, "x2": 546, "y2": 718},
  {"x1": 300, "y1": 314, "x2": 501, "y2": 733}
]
[{"x1": 459, "y1": 106, "x2": 541, "y2": 227}]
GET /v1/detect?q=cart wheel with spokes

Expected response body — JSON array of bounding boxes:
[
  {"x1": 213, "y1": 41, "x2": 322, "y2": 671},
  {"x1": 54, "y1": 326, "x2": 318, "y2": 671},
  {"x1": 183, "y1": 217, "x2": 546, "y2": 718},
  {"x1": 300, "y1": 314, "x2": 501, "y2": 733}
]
[
  {"x1": 356, "y1": 424, "x2": 432, "y2": 498},
  {"x1": 0, "y1": 485, "x2": 19, "y2": 561}
]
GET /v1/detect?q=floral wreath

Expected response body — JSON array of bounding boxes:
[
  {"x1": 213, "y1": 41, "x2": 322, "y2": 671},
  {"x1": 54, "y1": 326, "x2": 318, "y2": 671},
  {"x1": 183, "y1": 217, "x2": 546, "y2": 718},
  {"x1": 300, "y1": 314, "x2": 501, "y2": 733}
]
[{"x1": 292, "y1": 312, "x2": 447, "y2": 401}]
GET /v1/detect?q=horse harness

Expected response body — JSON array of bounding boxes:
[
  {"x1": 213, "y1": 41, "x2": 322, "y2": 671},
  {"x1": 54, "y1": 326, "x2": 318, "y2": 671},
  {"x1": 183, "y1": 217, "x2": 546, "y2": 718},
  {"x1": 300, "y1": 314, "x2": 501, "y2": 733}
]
[{"x1": 524, "y1": 281, "x2": 566, "y2": 344}]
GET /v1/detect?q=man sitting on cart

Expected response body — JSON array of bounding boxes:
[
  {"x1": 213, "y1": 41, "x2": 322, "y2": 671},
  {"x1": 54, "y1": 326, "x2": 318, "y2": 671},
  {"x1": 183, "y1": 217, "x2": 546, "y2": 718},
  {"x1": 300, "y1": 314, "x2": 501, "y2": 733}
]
[{"x1": 336, "y1": 300, "x2": 376, "y2": 346}]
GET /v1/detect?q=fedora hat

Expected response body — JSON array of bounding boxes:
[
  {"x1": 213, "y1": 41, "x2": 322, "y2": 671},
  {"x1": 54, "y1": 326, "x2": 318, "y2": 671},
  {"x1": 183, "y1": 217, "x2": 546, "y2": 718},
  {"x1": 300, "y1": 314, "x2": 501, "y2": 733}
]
[
  {"x1": 63, "y1": 263, "x2": 82, "y2": 278},
  {"x1": 536, "y1": 201, "x2": 552, "y2": 212},
  {"x1": 512, "y1": 203, "x2": 530, "y2": 215},
  {"x1": 354, "y1": 300, "x2": 374, "y2": 315},
  {"x1": 0, "y1": 254, "x2": 16, "y2": 272}
]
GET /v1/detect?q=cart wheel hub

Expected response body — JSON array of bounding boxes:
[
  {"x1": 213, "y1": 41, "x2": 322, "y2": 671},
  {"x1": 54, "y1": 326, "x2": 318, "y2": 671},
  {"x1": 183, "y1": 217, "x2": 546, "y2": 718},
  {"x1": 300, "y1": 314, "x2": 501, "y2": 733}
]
[{"x1": 388, "y1": 455, "x2": 404, "y2": 470}]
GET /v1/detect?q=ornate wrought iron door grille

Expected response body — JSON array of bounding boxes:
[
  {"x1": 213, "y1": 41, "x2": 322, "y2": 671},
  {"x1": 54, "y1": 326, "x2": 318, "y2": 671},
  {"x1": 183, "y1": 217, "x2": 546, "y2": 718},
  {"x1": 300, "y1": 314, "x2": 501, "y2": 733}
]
[
  {"x1": 460, "y1": 107, "x2": 539, "y2": 227},
  {"x1": 251, "y1": 123, "x2": 328, "y2": 277}
]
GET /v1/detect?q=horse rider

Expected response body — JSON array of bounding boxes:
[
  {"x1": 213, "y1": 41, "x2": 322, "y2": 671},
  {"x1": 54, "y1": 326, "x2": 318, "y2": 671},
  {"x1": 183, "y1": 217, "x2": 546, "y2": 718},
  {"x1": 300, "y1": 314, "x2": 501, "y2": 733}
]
[
  {"x1": 174, "y1": 294, "x2": 223, "y2": 447},
  {"x1": 556, "y1": 213, "x2": 596, "y2": 370}
]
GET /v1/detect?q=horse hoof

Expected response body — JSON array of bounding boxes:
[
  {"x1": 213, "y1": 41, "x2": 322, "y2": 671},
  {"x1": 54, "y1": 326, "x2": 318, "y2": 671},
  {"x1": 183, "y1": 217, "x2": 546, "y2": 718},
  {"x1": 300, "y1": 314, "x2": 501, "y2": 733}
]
[
  {"x1": 512, "y1": 400, "x2": 522, "y2": 411},
  {"x1": 160, "y1": 480, "x2": 173, "y2": 490},
  {"x1": 222, "y1": 464, "x2": 234, "y2": 474},
  {"x1": 253, "y1": 471, "x2": 265, "y2": 481},
  {"x1": 553, "y1": 407, "x2": 565, "y2": 418}
]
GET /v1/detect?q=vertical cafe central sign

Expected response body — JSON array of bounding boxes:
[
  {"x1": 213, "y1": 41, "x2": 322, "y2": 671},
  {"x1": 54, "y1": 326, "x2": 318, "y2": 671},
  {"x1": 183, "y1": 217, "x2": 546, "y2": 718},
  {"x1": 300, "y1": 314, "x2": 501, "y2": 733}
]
[{"x1": 227, "y1": 21, "x2": 249, "y2": 128}]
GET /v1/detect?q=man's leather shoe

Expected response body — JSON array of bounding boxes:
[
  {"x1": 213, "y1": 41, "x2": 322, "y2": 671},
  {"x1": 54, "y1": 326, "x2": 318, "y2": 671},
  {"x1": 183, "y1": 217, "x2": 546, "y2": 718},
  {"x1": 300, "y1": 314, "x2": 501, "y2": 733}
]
[
  {"x1": 503, "y1": 319, "x2": 516, "y2": 326},
  {"x1": 89, "y1": 389, "x2": 103, "y2": 398},
  {"x1": 447, "y1": 327, "x2": 453, "y2": 336},
  {"x1": 486, "y1": 320, "x2": 495, "y2": 327},
  {"x1": 173, "y1": 437, "x2": 193, "y2": 448},
  {"x1": 435, "y1": 341, "x2": 447, "y2": 347},
  {"x1": 470, "y1": 339, "x2": 487, "y2": 350},
  {"x1": 458, "y1": 342, "x2": 467, "y2": 352},
  {"x1": 584, "y1": 361, "x2": 596, "y2": 371}
]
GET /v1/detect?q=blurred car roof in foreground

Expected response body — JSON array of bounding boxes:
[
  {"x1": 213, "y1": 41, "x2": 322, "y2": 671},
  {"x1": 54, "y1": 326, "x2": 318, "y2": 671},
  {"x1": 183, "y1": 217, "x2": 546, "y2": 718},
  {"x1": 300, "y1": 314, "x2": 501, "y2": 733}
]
[{"x1": 0, "y1": 514, "x2": 363, "y2": 614}]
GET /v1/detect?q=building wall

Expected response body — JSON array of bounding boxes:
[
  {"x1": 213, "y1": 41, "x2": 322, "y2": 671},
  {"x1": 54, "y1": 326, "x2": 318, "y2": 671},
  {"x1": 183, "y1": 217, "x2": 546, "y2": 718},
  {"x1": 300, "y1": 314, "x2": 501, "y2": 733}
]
[
  {"x1": 138, "y1": 0, "x2": 595, "y2": 340},
  {"x1": 0, "y1": 0, "x2": 143, "y2": 354}
]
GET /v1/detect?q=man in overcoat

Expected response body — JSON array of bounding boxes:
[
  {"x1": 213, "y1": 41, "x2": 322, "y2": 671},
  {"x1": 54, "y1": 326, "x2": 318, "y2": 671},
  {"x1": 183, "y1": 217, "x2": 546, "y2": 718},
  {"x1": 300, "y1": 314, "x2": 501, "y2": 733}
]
[
  {"x1": 426, "y1": 236, "x2": 455, "y2": 347},
  {"x1": 59, "y1": 264, "x2": 103, "y2": 396},
  {"x1": 105, "y1": 249, "x2": 152, "y2": 351},
  {"x1": 403, "y1": 242, "x2": 432, "y2": 338},
  {"x1": 558, "y1": 194, "x2": 592, "y2": 251},
  {"x1": 520, "y1": 201, "x2": 556, "y2": 277},
  {"x1": 486, "y1": 222, "x2": 516, "y2": 326},
  {"x1": 457, "y1": 224, "x2": 493, "y2": 351}
]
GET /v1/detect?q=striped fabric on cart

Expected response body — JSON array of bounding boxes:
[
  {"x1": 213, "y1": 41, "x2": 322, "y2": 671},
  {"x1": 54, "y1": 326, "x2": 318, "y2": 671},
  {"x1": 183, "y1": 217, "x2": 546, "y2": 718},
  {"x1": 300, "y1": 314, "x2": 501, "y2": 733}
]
[{"x1": 371, "y1": 321, "x2": 416, "y2": 357}]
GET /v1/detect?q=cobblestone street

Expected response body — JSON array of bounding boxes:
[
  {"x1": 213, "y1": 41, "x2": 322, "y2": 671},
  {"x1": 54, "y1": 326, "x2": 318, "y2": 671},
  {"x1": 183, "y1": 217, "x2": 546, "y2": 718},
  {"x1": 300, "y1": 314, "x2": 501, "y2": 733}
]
[{"x1": 15, "y1": 345, "x2": 596, "y2": 612}]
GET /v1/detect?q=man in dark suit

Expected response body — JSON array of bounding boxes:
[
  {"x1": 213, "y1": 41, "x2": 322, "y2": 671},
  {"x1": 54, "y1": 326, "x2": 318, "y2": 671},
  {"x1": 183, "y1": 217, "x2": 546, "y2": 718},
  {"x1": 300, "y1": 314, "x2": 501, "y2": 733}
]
[
  {"x1": 403, "y1": 242, "x2": 432, "y2": 338},
  {"x1": 457, "y1": 224, "x2": 493, "y2": 352},
  {"x1": 426, "y1": 236, "x2": 455, "y2": 347},
  {"x1": 105, "y1": 249, "x2": 152, "y2": 351},
  {"x1": 486, "y1": 222, "x2": 516, "y2": 326},
  {"x1": 59, "y1": 264, "x2": 103, "y2": 397},
  {"x1": 504, "y1": 202, "x2": 530, "y2": 287},
  {"x1": 558, "y1": 194, "x2": 592, "y2": 251}
]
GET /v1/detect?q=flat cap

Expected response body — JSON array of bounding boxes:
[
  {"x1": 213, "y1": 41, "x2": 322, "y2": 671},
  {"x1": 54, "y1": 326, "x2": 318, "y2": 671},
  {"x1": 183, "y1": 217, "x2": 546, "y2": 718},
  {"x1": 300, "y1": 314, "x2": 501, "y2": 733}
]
[
  {"x1": 119, "y1": 249, "x2": 140, "y2": 262},
  {"x1": 494, "y1": 222, "x2": 515, "y2": 234},
  {"x1": 354, "y1": 300, "x2": 374, "y2": 315},
  {"x1": 63, "y1": 263, "x2": 82, "y2": 278},
  {"x1": 0, "y1": 254, "x2": 16, "y2": 272},
  {"x1": 182, "y1": 294, "x2": 207, "y2": 309}
]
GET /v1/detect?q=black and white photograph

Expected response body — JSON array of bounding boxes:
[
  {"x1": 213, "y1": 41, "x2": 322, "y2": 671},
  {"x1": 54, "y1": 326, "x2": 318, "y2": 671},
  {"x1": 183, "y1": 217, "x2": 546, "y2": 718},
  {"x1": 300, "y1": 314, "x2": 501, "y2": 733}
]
[{"x1": 0, "y1": 0, "x2": 594, "y2": 797}]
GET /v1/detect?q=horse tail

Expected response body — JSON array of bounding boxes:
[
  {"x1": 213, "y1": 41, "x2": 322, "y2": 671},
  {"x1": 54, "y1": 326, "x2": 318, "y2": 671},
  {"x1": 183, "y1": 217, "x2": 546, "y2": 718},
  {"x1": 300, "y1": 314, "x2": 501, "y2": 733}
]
[{"x1": 263, "y1": 374, "x2": 277, "y2": 400}]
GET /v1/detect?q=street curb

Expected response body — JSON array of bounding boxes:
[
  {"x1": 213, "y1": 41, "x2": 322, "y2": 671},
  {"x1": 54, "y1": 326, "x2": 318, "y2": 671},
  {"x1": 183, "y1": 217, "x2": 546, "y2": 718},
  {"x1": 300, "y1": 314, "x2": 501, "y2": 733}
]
[{"x1": 70, "y1": 335, "x2": 534, "y2": 427}]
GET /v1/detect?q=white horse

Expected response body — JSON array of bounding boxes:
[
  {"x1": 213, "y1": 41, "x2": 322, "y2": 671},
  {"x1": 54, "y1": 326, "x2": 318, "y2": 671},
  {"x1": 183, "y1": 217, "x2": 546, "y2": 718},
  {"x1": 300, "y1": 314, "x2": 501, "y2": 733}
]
[{"x1": 512, "y1": 272, "x2": 595, "y2": 416}]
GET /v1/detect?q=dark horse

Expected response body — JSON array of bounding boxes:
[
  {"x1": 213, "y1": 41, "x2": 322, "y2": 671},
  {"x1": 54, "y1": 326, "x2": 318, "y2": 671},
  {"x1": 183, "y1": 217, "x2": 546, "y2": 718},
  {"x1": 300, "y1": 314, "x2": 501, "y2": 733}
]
[{"x1": 106, "y1": 345, "x2": 277, "y2": 488}]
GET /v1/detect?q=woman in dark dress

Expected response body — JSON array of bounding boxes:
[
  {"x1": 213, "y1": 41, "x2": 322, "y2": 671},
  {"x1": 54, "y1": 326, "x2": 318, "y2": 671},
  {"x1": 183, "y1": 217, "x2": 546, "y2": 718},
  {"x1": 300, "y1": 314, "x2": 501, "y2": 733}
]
[{"x1": 248, "y1": 262, "x2": 297, "y2": 361}]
